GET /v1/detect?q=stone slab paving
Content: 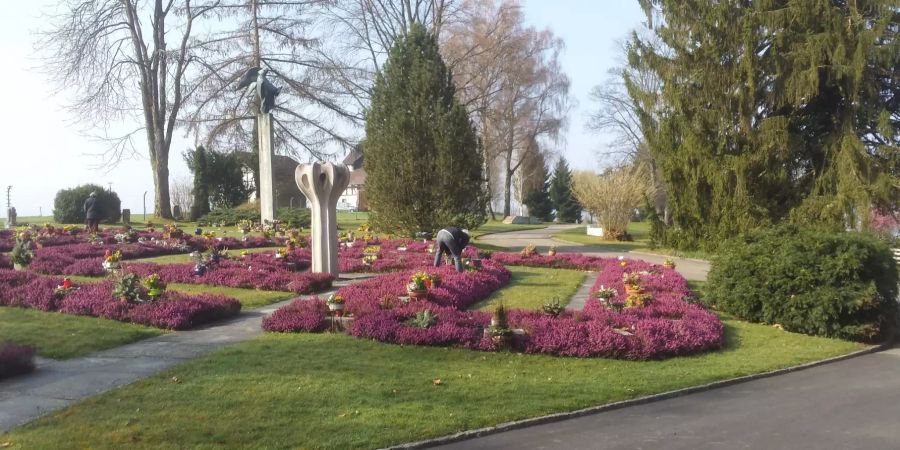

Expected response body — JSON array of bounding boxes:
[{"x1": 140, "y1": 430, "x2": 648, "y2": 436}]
[
  {"x1": 0, "y1": 275, "x2": 373, "y2": 432},
  {"x1": 565, "y1": 272, "x2": 598, "y2": 311}
]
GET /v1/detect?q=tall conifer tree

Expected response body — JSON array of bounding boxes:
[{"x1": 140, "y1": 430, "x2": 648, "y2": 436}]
[
  {"x1": 632, "y1": 0, "x2": 899, "y2": 249},
  {"x1": 364, "y1": 24, "x2": 487, "y2": 235},
  {"x1": 549, "y1": 158, "x2": 582, "y2": 223}
]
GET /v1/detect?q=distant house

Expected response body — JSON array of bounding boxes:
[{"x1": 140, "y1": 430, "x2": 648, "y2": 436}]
[
  {"x1": 338, "y1": 146, "x2": 367, "y2": 211},
  {"x1": 238, "y1": 153, "x2": 307, "y2": 209}
]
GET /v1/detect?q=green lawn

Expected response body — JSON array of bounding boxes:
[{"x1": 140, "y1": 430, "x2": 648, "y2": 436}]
[
  {"x1": 471, "y1": 266, "x2": 586, "y2": 311},
  {"x1": 553, "y1": 222, "x2": 713, "y2": 260},
  {"x1": 0, "y1": 307, "x2": 165, "y2": 360},
  {"x1": 471, "y1": 219, "x2": 546, "y2": 238},
  {"x1": 1, "y1": 319, "x2": 863, "y2": 449},
  {"x1": 167, "y1": 284, "x2": 296, "y2": 309}
]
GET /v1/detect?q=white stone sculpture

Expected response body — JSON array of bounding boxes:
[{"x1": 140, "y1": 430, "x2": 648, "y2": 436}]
[{"x1": 295, "y1": 163, "x2": 351, "y2": 275}]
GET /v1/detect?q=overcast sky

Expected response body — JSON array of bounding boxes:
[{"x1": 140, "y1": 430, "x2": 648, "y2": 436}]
[{"x1": 0, "y1": 1, "x2": 646, "y2": 217}]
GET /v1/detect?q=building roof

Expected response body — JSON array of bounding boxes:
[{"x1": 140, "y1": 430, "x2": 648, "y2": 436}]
[
  {"x1": 343, "y1": 145, "x2": 364, "y2": 170},
  {"x1": 348, "y1": 168, "x2": 366, "y2": 186}
]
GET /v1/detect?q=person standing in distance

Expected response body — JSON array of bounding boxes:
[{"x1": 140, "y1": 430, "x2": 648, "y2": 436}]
[
  {"x1": 84, "y1": 192, "x2": 101, "y2": 233},
  {"x1": 433, "y1": 226, "x2": 470, "y2": 272}
]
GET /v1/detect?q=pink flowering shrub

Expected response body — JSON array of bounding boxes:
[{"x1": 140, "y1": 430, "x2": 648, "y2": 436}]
[
  {"x1": 0, "y1": 342, "x2": 36, "y2": 379},
  {"x1": 125, "y1": 258, "x2": 332, "y2": 294},
  {"x1": 0, "y1": 253, "x2": 11, "y2": 269},
  {"x1": 0, "y1": 269, "x2": 241, "y2": 330},
  {"x1": 263, "y1": 253, "x2": 724, "y2": 360},
  {"x1": 262, "y1": 297, "x2": 331, "y2": 332}
]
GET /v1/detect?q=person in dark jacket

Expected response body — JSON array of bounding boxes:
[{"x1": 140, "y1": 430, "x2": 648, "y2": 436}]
[
  {"x1": 433, "y1": 226, "x2": 470, "y2": 272},
  {"x1": 84, "y1": 192, "x2": 101, "y2": 233}
]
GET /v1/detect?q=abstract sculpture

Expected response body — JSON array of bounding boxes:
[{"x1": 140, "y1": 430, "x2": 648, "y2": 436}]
[{"x1": 295, "y1": 163, "x2": 351, "y2": 275}]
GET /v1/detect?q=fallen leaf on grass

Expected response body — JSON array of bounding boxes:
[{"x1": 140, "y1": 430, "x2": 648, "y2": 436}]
[{"x1": 432, "y1": 379, "x2": 443, "y2": 386}]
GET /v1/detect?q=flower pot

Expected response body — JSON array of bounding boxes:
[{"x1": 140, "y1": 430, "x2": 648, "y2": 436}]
[
  {"x1": 408, "y1": 289, "x2": 428, "y2": 300},
  {"x1": 547, "y1": 250, "x2": 556, "y2": 256},
  {"x1": 624, "y1": 286, "x2": 643, "y2": 296},
  {"x1": 327, "y1": 303, "x2": 344, "y2": 311},
  {"x1": 147, "y1": 288, "x2": 163, "y2": 298},
  {"x1": 103, "y1": 261, "x2": 120, "y2": 270},
  {"x1": 491, "y1": 334, "x2": 511, "y2": 349},
  {"x1": 13, "y1": 263, "x2": 25, "y2": 271}
]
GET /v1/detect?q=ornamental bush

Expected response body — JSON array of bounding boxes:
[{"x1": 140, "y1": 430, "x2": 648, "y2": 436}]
[
  {"x1": 53, "y1": 184, "x2": 122, "y2": 224},
  {"x1": 0, "y1": 342, "x2": 36, "y2": 379},
  {"x1": 707, "y1": 226, "x2": 899, "y2": 342},
  {"x1": 197, "y1": 206, "x2": 310, "y2": 228}
]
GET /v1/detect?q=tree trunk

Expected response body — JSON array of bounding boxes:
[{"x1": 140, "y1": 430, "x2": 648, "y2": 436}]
[
  {"x1": 153, "y1": 147, "x2": 173, "y2": 219},
  {"x1": 503, "y1": 167, "x2": 512, "y2": 217}
]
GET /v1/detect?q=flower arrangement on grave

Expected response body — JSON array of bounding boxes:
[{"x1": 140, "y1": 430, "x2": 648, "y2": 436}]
[
  {"x1": 54, "y1": 277, "x2": 77, "y2": 297},
  {"x1": 426, "y1": 244, "x2": 435, "y2": 254},
  {"x1": 144, "y1": 220, "x2": 153, "y2": 228},
  {"x1": 541, "y1": 297, "x2": 564, "y2": 317},
  {"x1": 617, "y1": 255, "x2": 627, "y2": 267},
  {"x1": 114, "y1": 227, "x2": 139, "y2": 244},
  {"x1": 622, "y1": 272, "x2": 642, "y2": 295},
  {"x1": 625, "y1": 292, "x2": 653, "y2": 309},
  {"x1": 488, "y1": 303, "x2": 513, "y2": 348},
  {"x1": 63, "y1": 224, "x2": 78, "y2": 235},
  {"x1": 237, "y1": 219, "x2": 253, "y2": 235},
  {"x1": 162, "y1": 223, "x2": 184, "y2": 240},
  {"x1": 326, "y1": 294, "x2": 346, "y2": 316},
  {"x1": 42, "y1": 223, "x2": 55, "y2": 234},
  {"x1": 520, "y1": 244, "x2": 537, "y2": 257},
  {"x1": 240, "y1": 250, "x2": 249, "y2": 258},
  {"x1": 275, "y1": 248, "x2": 288, "y2": 259},
  {"x1": 428, "y1": 273, "x2": 442, "y2": 288},
  {"x1": 547, "y1": 245, "x2": 557, "y2": 256},
  {"x1": 407, "y1": 272, "x2": 431, "y2": 299},
  {"x1": 203, "y1": 230, "x2": 216, "y2": 240},
  {"x1": 663, "y1": 258, "x2": 676, "y2": 269},
  {"x1": 142, "y1": 274, "x2": 167, "y2": 298},
  {"x1": 594, "y1": 286, "x2": 617, "y2": 301},
  {"x1": 102, "y1": 250, "x2": 122, "y2": 270},
  {"x1": 113, "y1": 272, "x2": 143, "y2": 302}
]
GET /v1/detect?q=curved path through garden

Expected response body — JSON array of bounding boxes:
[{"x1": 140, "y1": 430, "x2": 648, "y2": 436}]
[
  {"x1": 478, "y1": 225, "x2": 711, "y2": 281},
  {"x1": 0, "y1": 274, "x2": 373, "y2": 432}
]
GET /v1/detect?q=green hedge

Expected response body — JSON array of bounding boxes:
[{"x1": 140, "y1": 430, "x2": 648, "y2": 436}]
[
  {"x1": 198, "y1": 206, "x2": 310, "y2": 229},
  {"x1": 53, "y1": 184, "x2": 122, "y2": 224},
  {"x1": 707, "y1": 226, "x2": 898, "y2": 342}
]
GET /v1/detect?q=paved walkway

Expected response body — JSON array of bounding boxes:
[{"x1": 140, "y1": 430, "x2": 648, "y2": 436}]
[
  {"x1": 435, "y1": 344, "x2": 900, "y2": 449},
  {"x1": 479, "y1": 225, "x2": 711, "y2": 281},
  {"x1": 0, "y1": 275, "x2": 370, "y2": 432}
]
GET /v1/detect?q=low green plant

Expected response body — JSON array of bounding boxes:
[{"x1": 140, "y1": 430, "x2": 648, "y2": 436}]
[
  {"x1": 406, "y1": 310, "x2": 438, "y2": 329},
  {"x1": 113, "y1": 273, "x2": 144, "y2": 303},
  {"x1": 707, "y1": 225, "x2": 899, "y2": 342},
  {"x1": 10, "y1": 239, "x2": 34, "y2": 266},
  {"x1": 541, "y1": 297, "x2": 565, "y2": 317}
]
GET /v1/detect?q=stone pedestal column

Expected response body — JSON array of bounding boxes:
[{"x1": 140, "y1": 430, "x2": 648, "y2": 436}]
[
  {"x1": 295, "y1": 163, "x2": 350, "y2": 275},
  {"x1": 258, "y1": 113, "x2": 276, "y2": 224}
]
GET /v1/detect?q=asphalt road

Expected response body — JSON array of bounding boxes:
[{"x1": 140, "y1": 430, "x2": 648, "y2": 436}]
[{"x1": 434, "y1": 345, "x2": 900, "y2": 450}]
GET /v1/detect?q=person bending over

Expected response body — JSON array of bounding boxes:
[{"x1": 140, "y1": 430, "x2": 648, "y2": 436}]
[{"x1": 433, "y1": 227, "x2": 470, "y2": 272}]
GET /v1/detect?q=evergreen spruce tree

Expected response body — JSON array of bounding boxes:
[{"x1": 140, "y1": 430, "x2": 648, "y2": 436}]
[
  {"x1": 549, "y1": 158, "x2": 581, "y2": 223},
  {"x1": 364, "y1": 24, "x2": 487, "y2": 235},
  {"x1": 632, "y1": 0, "x2": 899, "y2": 249},
  {"x1": 186, "y1": 146, "x2": 210, "y2": 220},
  {"x1": 524, "y1": 171, "x2": 554, "y2": 222}
]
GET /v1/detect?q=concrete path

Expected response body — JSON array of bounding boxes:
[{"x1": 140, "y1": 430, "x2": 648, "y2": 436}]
[
  {"x1": 565, "y1": 272, "x2": 598, "y2": 311},
  {"x1": 479, "y1": 225, "x2": 711, "y2": 281},
  {"x1": 0, "y1": 276, "x2": 369, "y2": 432},
  {"x1": 435, "y1": 344, "x2": 900, "y2": 450}
]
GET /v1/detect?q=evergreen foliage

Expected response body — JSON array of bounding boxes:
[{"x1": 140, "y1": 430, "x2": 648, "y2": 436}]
[
  {"x1": 53, "y1": 184, "x2": 121, "y2": 224},
  {"x1": 549, "y1": 158, "x2": 581, "y2": 223},
  {"x1": 364, "y1": 24, "x2": 487, "y2": 235},
  {"x1": 186, "y1": 146, "x2": 210, "y2": 220},
  {"x1": 523, "y1": 175, "x2": 554, "y2": 222},
  {"x1": 632, "y1": 1, "x2": 900, "y2": 249},
  {"x1": 707, "y1": 226, "x2": 898, "y2": 342},
  {"x1": 185, "y1": 147, "x2": 250, "y2": 214}
]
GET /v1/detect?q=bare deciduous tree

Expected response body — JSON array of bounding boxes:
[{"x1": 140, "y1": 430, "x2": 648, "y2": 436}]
[
  {"x1": 170, "y1": 174, "x2": 194, "y2": 216},
  {"x1": 41, "y1": 0, "x2": 216, "y2": 219},
  {"x1": 443, "y1": 0, "x2": 569, "y2": 217},
  {"x1": 184, "y1": 0, "x2": 358, "y2": 161}
]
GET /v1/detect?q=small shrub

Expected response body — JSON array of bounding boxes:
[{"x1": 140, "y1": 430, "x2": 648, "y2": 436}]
[
  {"x1": 53, "y1": 184, "x2": 122, "y2": 224},
  {"x1": 198, "y1": 206, "x2": 310, "y2": 228},
  {"x1": 707, "y1": 225, "x2": 899, "y2": 342},
  {"x1": 10, "y1": 238, "x2": 34, "y2": 266},
  {"x1": 0, "y1": 342, "x2": 36, "y2": 379}
]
